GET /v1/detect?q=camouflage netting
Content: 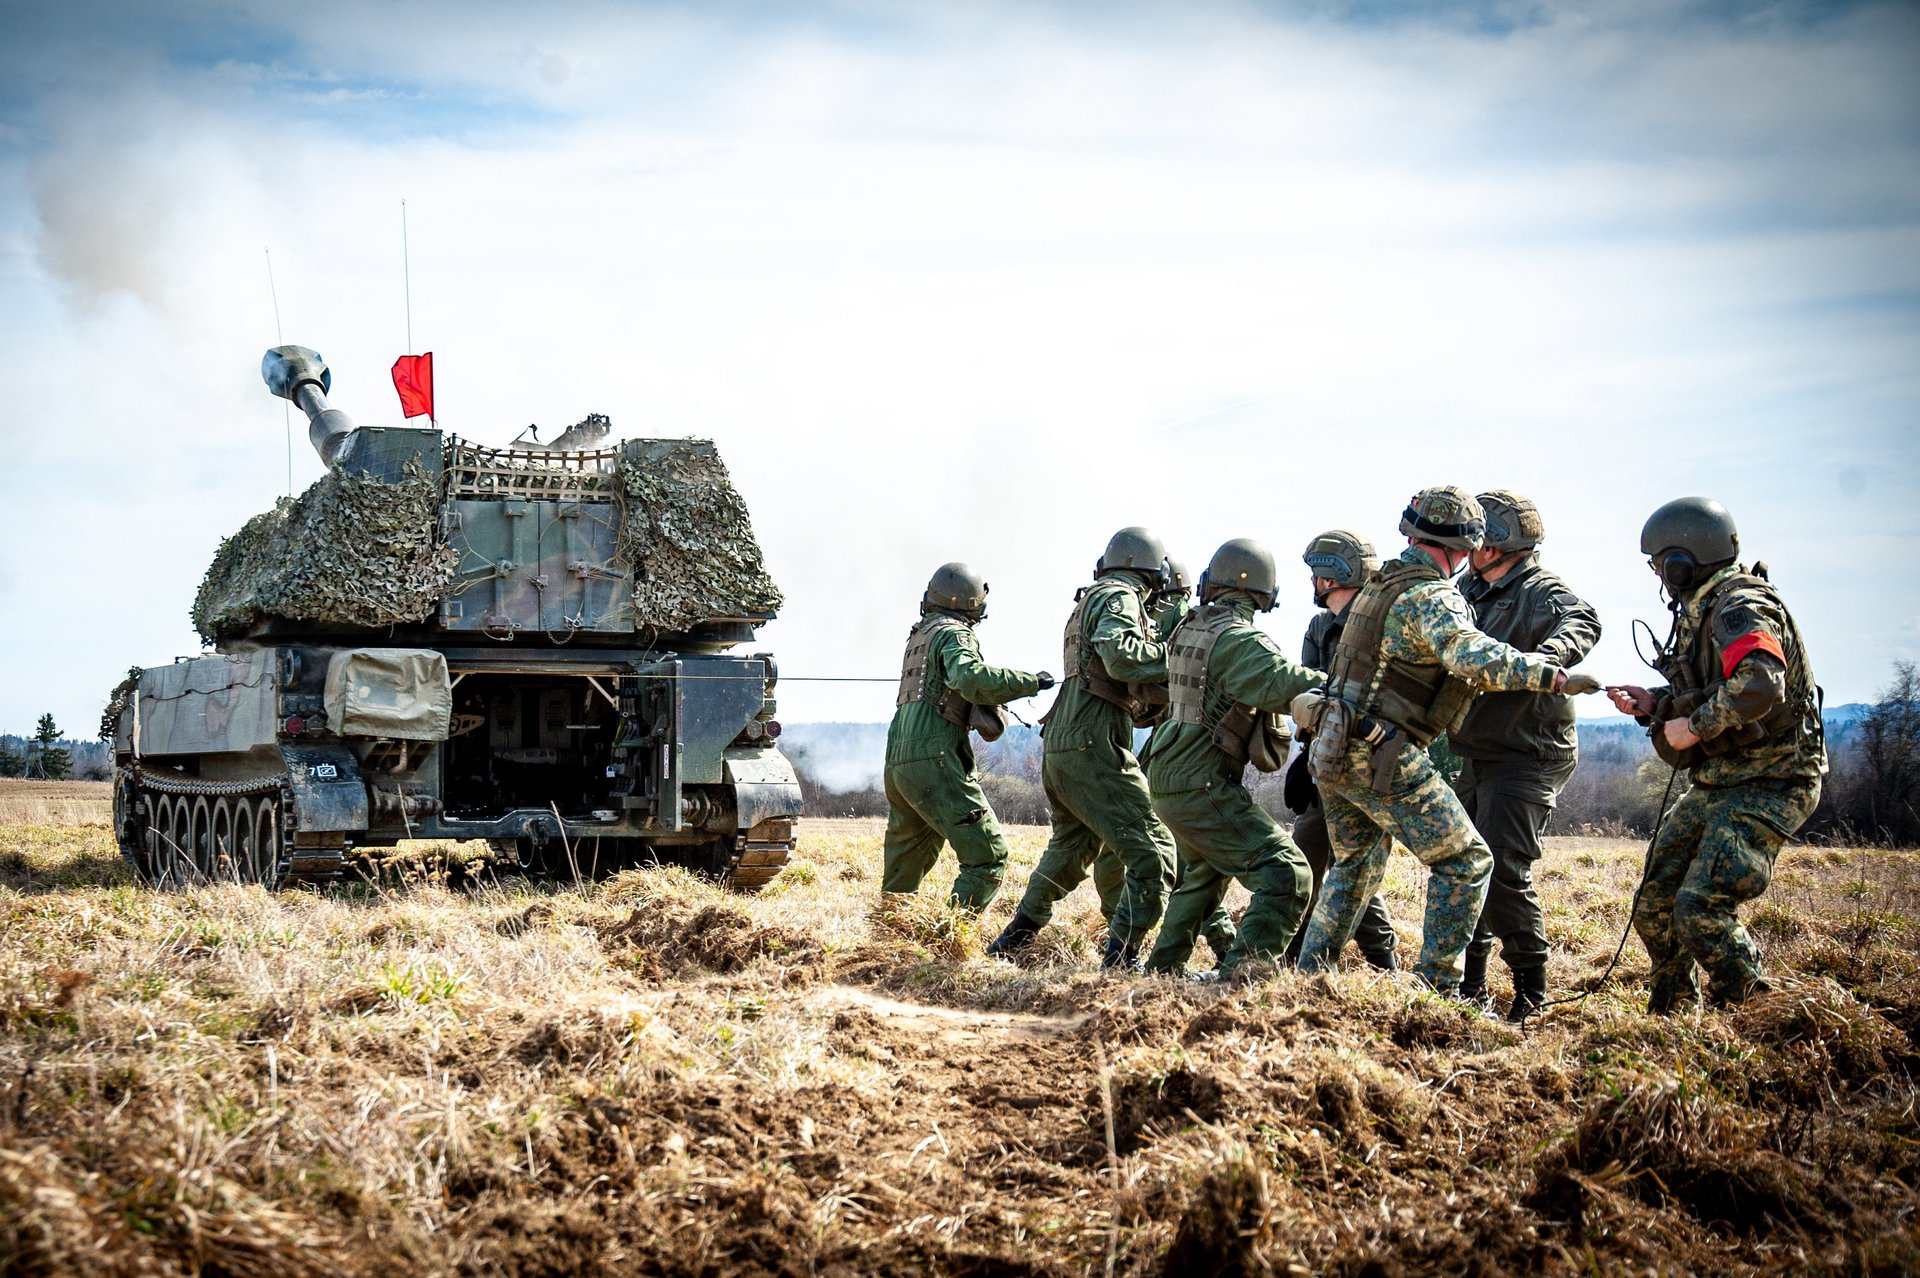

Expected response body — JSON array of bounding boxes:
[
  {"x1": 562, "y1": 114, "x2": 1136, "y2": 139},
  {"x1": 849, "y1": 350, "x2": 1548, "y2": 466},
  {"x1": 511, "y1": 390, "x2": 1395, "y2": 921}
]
[
  {"x1": 618, "y1": 439, "x2": 782, "y2": 632},
  {"x1": 189, "y1": 434, "x2": 780, "y2": 644},
  {"x1": 192, "y1": 460, "x2": 459, "y2": 644}
]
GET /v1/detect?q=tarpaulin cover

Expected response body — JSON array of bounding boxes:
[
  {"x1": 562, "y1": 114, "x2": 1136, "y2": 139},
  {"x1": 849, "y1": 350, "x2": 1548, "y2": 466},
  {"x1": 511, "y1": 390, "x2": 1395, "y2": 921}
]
[{"x1": 323, "y1": 649, "x2": 453, "y2": 741}]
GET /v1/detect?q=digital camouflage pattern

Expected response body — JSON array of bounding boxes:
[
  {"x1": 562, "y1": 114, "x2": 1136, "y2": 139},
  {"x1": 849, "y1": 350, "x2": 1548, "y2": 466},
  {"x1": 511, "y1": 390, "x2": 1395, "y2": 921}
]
[
  {"x1": 1632, "y1": 775, "x2": 1821, "y2": 1011},
  {"x1": 1299, "y1": 545, "x2": 1563, "y2": 991},
  {"x1": 1016, "y1": 575, "x2": 1175, "y2": 946},
  {"x1": 1142, "y1": 591, "x2": 1323, "y2": 973},
  {"x1": 1661, "y1": 563, "x2": 1826, "y2": 788},
  {"x1": 883, "y1": 616, "x2": 1043, "y2": 909},
  {"x1": 193, "y1": 460, "x2": 458, "y2": 643}
]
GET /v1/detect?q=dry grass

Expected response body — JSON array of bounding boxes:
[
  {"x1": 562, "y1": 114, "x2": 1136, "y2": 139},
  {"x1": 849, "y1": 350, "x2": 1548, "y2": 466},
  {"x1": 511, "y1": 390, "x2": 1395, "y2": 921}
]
[
  {"x1": 0, "y1": 778, "x2": 111, "y2": 828},
  {"x1": 1, "y1": 809, "x2": 1916, "y2": 1276}
]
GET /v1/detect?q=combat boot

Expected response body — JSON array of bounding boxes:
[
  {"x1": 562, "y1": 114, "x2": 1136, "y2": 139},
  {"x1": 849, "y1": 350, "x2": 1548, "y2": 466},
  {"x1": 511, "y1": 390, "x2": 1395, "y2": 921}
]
[
  {"x1": 1506, "y1": 961, "x2": 1548, "y2": 1023},
  {"x1": 987, "y1": 911, "x2": 1043, "y2": 959},
  {"x1": 1364, "y1": 944, "x2": 1399, "y2": 973},
  {"x1": 1457, "y1": 947, "x2": 1493, "y2": 1014},
  {"x1": 1101, "y1": 934, "x2": 1143, "y2": 973}
]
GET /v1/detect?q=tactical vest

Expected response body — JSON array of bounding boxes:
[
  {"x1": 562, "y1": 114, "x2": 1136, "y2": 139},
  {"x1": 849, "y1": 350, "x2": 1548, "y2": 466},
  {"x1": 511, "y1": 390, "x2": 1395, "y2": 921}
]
[
  {"x1": 1062, "y1": 582, "x2": 1166, "y2": 725},
  {"x1": 1326, "y1": 558, "x2": 1476, "y2": 748},
  {"x1": 1656, "y1": 569, "x2": 1822, "y2": 765},
  {"x1": 1167, "y1": 603, "x2": 1290, "y2": 770},
  {"x1": 897, "y1": 614, "x2": 973, "y2": 728}
]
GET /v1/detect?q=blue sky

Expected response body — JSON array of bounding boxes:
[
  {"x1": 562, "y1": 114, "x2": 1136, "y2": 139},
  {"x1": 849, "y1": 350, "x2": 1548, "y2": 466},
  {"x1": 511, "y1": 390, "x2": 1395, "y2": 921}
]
[{"x1": 0, "y1": 0, "x2": 1916, "y2": 737}]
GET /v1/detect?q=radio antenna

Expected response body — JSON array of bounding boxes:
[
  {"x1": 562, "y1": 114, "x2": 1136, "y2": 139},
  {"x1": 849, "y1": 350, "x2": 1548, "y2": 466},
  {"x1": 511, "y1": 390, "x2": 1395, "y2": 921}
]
[
  {"x1": 401, "y1": 198, "x2": 413, "y2": 355},
  {"x1": 265, "y1": 247, "x2": 291, "y2": 496}
]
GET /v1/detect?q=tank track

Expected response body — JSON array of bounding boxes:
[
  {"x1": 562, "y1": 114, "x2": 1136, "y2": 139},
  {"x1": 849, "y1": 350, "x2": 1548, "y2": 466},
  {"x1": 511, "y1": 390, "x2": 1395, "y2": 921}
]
[
  {"x1": 724, "y1": 831, "x2": 795, "y2": 893},
  {"x1": 117, "y1": 766, "x2": 345, "y2": 890}
]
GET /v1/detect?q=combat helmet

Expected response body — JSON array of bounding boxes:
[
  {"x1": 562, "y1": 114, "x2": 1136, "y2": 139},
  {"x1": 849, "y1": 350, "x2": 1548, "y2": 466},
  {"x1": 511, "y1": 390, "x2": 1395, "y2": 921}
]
[
  {"x1": 1477, "y1": 490, "x2": 1544, "y2": 555},
  {"x1": 1400, "y1": 486, "x2": 1485, "y2": 551},
  {"x1": 1201, "y1": 538, "x2": 1278, "y2": 610},
  {"x1": 1640, "y1": 497, "x2": 1738, "y2": 594},
  {"x1": 923, "y1": 562, "x2": 989, "y2": 620},
  {"x1": 1163, "y1": 555, "x2": 1193, "y2": 596},
  {"x1": 1301, "y1": 529, "x2": 1379, "y2": 586},
  {"x1": 1098, "y1": 527, "x2": 1168, "y2": 584}
]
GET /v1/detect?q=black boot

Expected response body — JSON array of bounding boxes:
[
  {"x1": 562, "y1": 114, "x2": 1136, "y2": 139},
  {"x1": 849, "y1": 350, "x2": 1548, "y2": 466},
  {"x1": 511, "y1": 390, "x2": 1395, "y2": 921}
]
[
  {"x1": 987, "y1": 911, "x2": 1043, "y2": 959},
  {"x1": 1101, "y1": 933, "x2": 1142, "y2": 973},
  {"x1": 1458, "y1": 946, "x2": 1492, "y2": 1013},
  {"x1": 1364, "y1": 944, "x2": 1399, "y2": 972},
  {"x1": 1507, "y1": 961, "x2": 1548, "y2": 1022}
]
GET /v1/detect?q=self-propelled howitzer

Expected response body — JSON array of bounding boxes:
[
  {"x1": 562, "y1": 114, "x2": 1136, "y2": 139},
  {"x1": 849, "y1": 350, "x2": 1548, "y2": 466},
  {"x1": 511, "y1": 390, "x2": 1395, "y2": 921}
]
[{"x1": 107, "y1": 345, "x2": 802, "y2": 890}]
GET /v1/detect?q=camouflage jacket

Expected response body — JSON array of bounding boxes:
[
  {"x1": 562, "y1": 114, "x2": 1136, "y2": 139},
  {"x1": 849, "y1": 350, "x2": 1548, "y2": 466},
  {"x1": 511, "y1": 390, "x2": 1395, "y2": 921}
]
[
  {"x1": 1362, "y1": 546, "x2": 1563, "y2": 698},
  {"x1": 1648, "y1": 563, "x2": 1826, "y2": 787},
  {"x1": 1144, "y1": 593, "x2": 1324, "y2": 793},
  {"x1": 1451, "y1": 555, "x2": 1601, "y2": 763},
  {"x1": 886, "y1": 615, "x2": 1040, "y2": 766},
  {"x1": 1043, "y1": 573, "x2": 1167, "y2": 755}
]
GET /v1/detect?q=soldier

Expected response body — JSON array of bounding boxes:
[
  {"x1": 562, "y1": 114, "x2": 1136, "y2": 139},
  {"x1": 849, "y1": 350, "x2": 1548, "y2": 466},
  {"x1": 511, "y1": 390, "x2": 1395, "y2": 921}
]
[
  {"x1": 1293, "y1": 488, "x2": 1601, "y2": 994},
  {"x1": 1142, "y1": 553, "x2": 1240, "y2": 968},
  {"x1": 1451, "y1": 492, "x2": 1601, "y2": 1020},
  {"x1": 1606, "y1": 498, "x2": 1825, "y2": 1013},
  {"x1": 1141, "y1": 540, "x2": 1324, "y2": 977},
  {"x1": 883, "y1": 563, "x2": 1052, "y2": 911},
  {"x1": 989, "y1": 528, "x2": 1178, "y2": 970},
  {"x1": 1282, "y1": 530, "x2": 1400, "y2": 971}
]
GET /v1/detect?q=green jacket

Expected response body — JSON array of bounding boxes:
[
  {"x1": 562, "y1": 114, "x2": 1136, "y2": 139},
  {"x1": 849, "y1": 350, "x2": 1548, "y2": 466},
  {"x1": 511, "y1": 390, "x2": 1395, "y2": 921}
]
[
  {"x1": 1452, "y1": 555, "x2": 1601, "y2": 763},
  {"x1": 886, "y1": 614, "x2": 1040, "y2": 766},
  {"x1": 1144, "y1": 592, "x2": 1323, "y2": 793},
  {"x1": 1043, "y1": 573, "x2": 1166, "y2": 755}
]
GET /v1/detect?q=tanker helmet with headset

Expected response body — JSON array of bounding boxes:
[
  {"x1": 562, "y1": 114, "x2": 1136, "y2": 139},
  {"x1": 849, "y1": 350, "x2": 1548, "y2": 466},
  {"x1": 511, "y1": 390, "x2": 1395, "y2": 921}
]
[
  {"x1": 1197, "y1": 538, "x2": 1278, "y2": 611},
  {"x1": 1097, "y1": 526, "x2": 1170, "y2": 591},
  {"x1": 923, "y1": 562, "x2": 990, "y2": 622},
  {"x1": 1640, "y1": 496, "x2": 1739, "y2": 597}
]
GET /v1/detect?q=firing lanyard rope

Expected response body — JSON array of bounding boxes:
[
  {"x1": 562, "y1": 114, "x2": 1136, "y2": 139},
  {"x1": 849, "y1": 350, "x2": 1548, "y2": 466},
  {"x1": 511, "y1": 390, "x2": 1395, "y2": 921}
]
[{"x1": 1520, "y1": 615, "x2": 1682, "y2": 1023}]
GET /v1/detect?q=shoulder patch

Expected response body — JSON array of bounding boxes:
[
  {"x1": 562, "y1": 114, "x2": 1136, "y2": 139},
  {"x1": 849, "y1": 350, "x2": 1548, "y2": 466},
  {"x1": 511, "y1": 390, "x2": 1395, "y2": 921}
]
[{"x1": 1108, "y1": 596, "x2": 1127, "y2": 615}]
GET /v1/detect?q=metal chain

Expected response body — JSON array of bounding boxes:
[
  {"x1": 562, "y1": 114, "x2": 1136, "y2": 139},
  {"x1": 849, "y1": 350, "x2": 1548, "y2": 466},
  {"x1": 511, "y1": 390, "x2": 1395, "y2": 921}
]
[{"x1": 122, "y1": 766, "x2": 286, "y2": 799}]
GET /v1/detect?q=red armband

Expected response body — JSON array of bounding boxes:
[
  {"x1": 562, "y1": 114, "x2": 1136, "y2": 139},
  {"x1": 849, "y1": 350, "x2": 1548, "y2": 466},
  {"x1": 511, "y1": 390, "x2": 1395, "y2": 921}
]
[{"x1": 1720, "y1": 631, "x2": 1785, "y2": 679}]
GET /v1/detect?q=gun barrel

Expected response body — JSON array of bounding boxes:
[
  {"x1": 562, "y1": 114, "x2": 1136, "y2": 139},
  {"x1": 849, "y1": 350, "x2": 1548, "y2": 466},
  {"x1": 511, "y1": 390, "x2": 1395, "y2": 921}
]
[{"x1": 263, "y1": 345, "x2": 356, "y2": 466}]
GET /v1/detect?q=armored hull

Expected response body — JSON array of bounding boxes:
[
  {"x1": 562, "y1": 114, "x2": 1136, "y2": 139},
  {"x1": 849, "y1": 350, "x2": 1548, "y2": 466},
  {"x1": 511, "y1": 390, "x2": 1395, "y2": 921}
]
[{"x1": 107, "y1": 347, "x2": 801, "y2": 891}]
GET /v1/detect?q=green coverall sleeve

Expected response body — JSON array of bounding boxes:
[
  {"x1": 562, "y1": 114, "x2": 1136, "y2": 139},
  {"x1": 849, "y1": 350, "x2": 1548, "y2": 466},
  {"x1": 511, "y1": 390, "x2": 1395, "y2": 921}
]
[
  {"x1": 1214, "y1": 628, "x2": 1325, "y2": 712},
  {"x1": 1087, "y1": 587, "x2": 1168, "y2": 682},
  {"x1": 937, "y1": 627, "x2": 1042, "y2": 705}
]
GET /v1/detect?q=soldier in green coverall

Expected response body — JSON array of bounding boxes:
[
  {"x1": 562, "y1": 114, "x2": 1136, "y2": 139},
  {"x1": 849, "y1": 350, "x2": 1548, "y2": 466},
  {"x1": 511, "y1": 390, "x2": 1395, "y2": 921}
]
[
  {"x1": 1142, "y1": 540, "x2": 1325, "y2": 977},
  {"x1": 1143, "y1": 555, "x2": 1239, "y2": 968},
  {"x1": 883, "y1": 563, "x2": 1051, "y2": 911},
  {"x1": 989, "y1": 528, "x2": 1178, "y2": 970},
  {"x1": 1607, "y1": 498, "x2": 1826, "y2": 1013},
  {"x1": 1294, "y1": 488, "x2": 1602, "y2": 993}
]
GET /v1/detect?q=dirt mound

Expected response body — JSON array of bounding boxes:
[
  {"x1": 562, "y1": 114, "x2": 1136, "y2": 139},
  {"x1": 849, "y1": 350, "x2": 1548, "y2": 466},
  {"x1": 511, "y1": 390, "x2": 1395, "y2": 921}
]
[
  {"x1": 598, "y1": 894, "x2": 824, "y2": 983},
  {"x1": 1730, "y1": 977, "x2": 1915, "y2": 1082}
]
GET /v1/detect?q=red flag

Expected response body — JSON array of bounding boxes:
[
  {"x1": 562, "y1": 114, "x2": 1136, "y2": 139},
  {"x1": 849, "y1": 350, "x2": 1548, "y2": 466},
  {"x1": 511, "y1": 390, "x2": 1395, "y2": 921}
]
[{"x1": 391, "y1": 352, "x2": 434, "y2": 420}]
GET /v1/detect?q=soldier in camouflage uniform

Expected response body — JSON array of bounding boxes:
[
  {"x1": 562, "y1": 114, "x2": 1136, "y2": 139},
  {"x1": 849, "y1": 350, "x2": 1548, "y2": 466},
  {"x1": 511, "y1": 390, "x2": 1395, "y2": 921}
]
[
  {"x1": 1282, "y1": 530, "x2": 1399, "y2": 970},
  {"x1": 884, "y1": 563, "x2": 1051, "y2": 910},
  {"x1": 1452, "y1": 492, "x2": 1601, "y2": 1019},
  {"x1": 989, "y1": 528, "x2": 1179, "y2": 970},
  {"x1": 1141, "y1": 540, "x2": 1324, "y2": 976},
  {"x1": 1607, "y1": 497, "x2": 1826, "y2": 1013},
  {"x1": 1294, "y1": 488, "x2": 1601, "y2": 993}
]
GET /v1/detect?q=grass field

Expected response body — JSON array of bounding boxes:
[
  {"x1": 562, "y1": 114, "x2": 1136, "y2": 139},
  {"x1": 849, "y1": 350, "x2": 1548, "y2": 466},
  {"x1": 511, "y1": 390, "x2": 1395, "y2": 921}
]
[{"x1": 2, "y1": 779, "x2": 1917, "y2": 1275}]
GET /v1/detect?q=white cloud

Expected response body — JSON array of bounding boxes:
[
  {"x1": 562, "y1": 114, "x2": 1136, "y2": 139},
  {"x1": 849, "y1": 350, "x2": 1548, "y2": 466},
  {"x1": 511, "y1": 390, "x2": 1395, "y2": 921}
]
[{"x1": 0, "y1": 0, "x2": 1916, "y2": 737}]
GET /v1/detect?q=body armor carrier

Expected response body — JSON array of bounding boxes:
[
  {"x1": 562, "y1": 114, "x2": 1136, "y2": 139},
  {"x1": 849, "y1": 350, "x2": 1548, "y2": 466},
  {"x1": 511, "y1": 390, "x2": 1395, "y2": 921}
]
[
  {"x1": 897, "y1": 614, "x2": 1009, "y2": 739},
  {"x1": 1167, "y1": 603, "x2": 1290, "y2": 770},
  {"x1": 1325, "y1": 558, "x2": 1476, "y2": 748},
  {"x1": 1062, "y1": 582, "x2": 1168, "y2": 727},
  {"x1": 1651, "y1": 568, "x2": 1822, "y2": 771}
]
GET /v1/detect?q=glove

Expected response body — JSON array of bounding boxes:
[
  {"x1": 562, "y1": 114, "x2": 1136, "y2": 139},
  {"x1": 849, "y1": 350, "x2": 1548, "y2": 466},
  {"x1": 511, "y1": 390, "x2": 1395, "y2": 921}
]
[
  {"x1": 1283, "y1": 750, "x2": 1317, "y2": 813},
  {"x1": 1035, "y1": 671, "x2": 1055, "y2": 691},
  {"x1": 1557, "y1": 671, "x2": 1603, "y2": 695}
]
